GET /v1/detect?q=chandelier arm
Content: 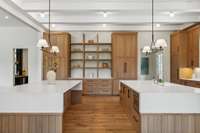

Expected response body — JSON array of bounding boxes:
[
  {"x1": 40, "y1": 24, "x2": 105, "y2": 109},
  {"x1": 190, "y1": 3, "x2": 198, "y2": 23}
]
[{"x1": 48, "y1": 0, "x2": 52, "y2": 47}]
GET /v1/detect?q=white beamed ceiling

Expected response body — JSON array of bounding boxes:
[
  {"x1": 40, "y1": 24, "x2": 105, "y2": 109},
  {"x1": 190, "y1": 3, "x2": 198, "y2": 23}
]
[{"x1": 3, "y1": 0, "x2": 200, "y2": 31}]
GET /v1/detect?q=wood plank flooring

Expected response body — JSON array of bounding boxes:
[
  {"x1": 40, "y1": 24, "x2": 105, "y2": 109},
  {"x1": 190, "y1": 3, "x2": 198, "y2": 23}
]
[{"x1": 63, "y1": 96, "x2": 137, "y2": 133}]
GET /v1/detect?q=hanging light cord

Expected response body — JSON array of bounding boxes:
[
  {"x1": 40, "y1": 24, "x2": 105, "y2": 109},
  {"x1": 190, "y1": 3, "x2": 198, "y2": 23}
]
[
  {"x1": 150, "y1": 0, "x2": 155, "y2": 49},
  {"x1": 48, "y1": 0, "x2": 52, "y2": 47}
]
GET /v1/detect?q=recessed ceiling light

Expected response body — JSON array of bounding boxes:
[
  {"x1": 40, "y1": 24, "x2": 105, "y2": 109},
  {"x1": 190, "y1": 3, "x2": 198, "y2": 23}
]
[
  {"x1": 102, "y1": 24, "x2": 107, "y2": 27},
  {"x1": 4, "y1": 16, "x2": 9, "y2": 19},
  {"x1": 40, "y1": 13, "x2": 45, "y2": 18},
  {"x1": 169, "y1": 12, "x2": 175, "y2": 17},
  {"x1": 103, "y1": 12, "x2": 108, "y2": 18},
  {"x1": 51, "y1": 24, "x2": 56, "y2": 28},
  {"x1": 156, "y1": 24, "x2": 161, "y2": 27}
]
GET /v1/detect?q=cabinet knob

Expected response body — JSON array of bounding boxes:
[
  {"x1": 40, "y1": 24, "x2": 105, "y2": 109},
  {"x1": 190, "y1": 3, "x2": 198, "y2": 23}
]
[
  {"x1": 191, "y1": 60, "x2": 194, "y2": 67},
  {"x1": 124, "y1": 62, "x2": 127, "y2": 73}
]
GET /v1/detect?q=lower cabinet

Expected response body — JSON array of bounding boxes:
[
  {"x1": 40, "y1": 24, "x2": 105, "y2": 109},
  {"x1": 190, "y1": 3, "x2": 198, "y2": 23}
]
[
  {"x1": 83, "y1": 79, "x2": 112, "y2": 95},
  {"x1": 120, "y1": 83, "x2": 140, "y2": 133}
]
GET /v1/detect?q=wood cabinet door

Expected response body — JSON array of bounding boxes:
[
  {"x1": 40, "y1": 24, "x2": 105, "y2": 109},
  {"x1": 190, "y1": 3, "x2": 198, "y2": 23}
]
[
  {"x1": 192, "y1": 28, "x2": 199, "y2": 67},
  {"x1": 170, "y1": 32, "x2": 180, "y2": 57},
  {"x1": 112, "y1": 33, "x2": 126, "y2": 58},
  {"x1": 112, "y1": 32, "x2": 137, "y2": 58},
  {"x1": 115, "y1": 58, "x2": 137, "y2": 79},
  {"x1": 112, "y1": 32, "x2": 138, "y2": 79},
  {"x1": 179, "y1": 31, "x2": 188, "y2": 67},
  {"x1": 43, "y1": 32, "x2": 70, "y2": 80},
  {"x1": 187, "y1": 30, "x2": 194, "y2": 67},
  {"x1": 124, "y1": 34, "x2": 137, "y2": 58},
  {"x1": 170, "y1": 55, "x2": 179, "y2": 83},
  {"x1": 187, "y1": 26, "x2": 200, "y2": 68}
]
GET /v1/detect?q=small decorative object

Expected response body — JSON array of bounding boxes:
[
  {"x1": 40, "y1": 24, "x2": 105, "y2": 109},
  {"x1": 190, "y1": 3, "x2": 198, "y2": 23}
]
[
  {"x1": 88, "y1": 40, "x2": 94, "y2": 44},
  {"x1": 46, "y1": 70, "x2": 56, "y2": 84},
  {"x1": 158, "y1": 78, "x2": 165, "y2": 86},
  {"x1": 102, "y1": 63, "x2": 109, "y2": 68},
  {"x1": 194, "y1": 68, "x2": 200, "y2": 79},
  {"x1": 141, "y1": 57, "x2": 149, "y2": 75},
  {"x1": 88, "y1": 55, "x2": 93, "y2": 59},
  {"x1": 22, "y1": 70, "x2": 27, "y2": 76}
]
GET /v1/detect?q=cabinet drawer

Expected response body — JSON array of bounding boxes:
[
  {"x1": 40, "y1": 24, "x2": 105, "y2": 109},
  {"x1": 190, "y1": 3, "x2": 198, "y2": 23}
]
[{"x1": 83, "y1": 79, "x2": 112, "y2": 95}]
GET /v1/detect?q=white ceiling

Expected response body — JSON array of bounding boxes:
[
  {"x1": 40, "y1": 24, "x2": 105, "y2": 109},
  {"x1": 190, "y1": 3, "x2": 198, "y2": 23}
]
[
  {"x1": 2, "y1": 0, "x2": 200, "y2": 31},
  {"x1": 0, "y1": 8, "x2": 27, "y2": 27}
]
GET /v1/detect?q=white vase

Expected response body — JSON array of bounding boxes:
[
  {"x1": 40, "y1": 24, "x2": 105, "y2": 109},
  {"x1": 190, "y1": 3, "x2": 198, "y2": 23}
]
[{"x1": 46, "y1": 70, "x2": 56, "y2": 84}]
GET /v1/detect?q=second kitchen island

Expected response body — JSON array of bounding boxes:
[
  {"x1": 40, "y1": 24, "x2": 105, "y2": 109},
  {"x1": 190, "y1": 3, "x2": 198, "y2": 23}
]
[{"x1": 120, "y1": 80, "x2": 200, "y2": 133}]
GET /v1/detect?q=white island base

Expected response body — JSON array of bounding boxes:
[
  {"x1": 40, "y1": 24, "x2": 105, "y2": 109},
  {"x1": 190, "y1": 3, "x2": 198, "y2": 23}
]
[
  {"x1": 120, "y1": 80, "x2": 200, "y2": 133},
  {"x1": 0, "y1": 80, "x2": 82, "y2": 133}
]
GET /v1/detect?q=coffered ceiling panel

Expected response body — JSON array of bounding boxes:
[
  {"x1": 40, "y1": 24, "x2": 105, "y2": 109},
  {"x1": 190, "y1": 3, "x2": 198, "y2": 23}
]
[{"x1": 3, "y1": 0, "x2": 200, "y2": 31}]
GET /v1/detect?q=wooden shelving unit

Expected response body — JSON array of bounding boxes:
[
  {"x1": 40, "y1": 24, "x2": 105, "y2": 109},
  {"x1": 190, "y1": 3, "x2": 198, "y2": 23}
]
[{"x1": 70, "y1": 43, "x2": 112, "y2": 79}]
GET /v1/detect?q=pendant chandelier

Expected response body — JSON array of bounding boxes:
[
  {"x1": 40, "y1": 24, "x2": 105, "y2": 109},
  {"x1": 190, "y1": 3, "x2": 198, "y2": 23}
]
[
  {"x1": 36, "y1": 0, "x2": 59, "y2": 54},
  {"x1": 142, "y1": 0, "x2": 167, "y2": 55}
]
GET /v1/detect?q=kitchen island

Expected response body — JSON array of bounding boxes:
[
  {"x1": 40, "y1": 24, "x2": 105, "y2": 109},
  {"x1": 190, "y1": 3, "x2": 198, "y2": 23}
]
[
  {"x1": 120, "y1": 80, "x2": 200, "y2": 133},
  {"x1": 0, "y1": 80, "x2": 82, "y2": 133}
]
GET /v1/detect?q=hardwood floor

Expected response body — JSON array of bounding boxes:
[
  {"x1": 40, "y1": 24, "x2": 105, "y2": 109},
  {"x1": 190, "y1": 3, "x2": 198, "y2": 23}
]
[{"x1": 63, "y1": 96, "x2": 137, "y2": 133}]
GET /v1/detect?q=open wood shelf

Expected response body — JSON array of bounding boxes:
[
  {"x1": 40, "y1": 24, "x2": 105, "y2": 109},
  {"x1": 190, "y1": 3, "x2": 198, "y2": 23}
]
[
  {"x1": 70, "y1": 41, "x2": 112, "y2": 79},
  {"x1": 71, "y1": 43, "x2": 112, "y2": 45},
  {"x1": 71, "y1": 51, "x2": 112, "y2": 53},
  {"x1": 71, "y1": 67, "x2": 112, "y2": 69},
  {"x1": 71, "y1": 59, "x2": 84, "y2": 61},
  {"x1": 85, "y1": 59, "x2": 112, "y2": 61}
]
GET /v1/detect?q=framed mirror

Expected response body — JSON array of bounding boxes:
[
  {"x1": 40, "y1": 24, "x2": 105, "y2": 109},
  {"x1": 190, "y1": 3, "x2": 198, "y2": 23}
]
[{"x1": 13, "y1": 48, "x2": 28, "y2": 86}]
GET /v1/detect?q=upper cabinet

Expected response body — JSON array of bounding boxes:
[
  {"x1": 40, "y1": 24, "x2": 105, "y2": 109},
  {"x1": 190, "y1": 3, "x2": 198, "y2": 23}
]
[
  {"x1": 170, "y1": 31, "x2": 188, "y2": 83},
  {"x1": 186, "y1": 26, "x2": 200, "y2": 68},
  {"x1": 43, "y1": 32, "x2": 71, "y2": 80},
  {"x1": 170, "y1": 25, "x2": 200, "y2": 83},
  {"x1": 112, "y1": 32, "x2": 137, "y2": 58},
  {"x1": 112, "y1": 32, "x2": 138, "y2": 79}
]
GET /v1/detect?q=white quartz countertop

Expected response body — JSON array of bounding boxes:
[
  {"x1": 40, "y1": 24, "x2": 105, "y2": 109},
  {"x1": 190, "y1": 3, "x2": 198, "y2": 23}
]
[
  {"x1": 120, "y1": 80, "x2": 200, "y2": 114},
  {"x1": 0, "y1": 80, "x2": 82, "y2": 113},
  {"x1": 120, "y1": 80, "x2": 199, "y2": 93}
]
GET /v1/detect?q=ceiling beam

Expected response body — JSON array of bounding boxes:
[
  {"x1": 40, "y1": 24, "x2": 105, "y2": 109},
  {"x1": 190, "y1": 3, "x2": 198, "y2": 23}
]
[
  {"x1": 31, "y1": 15, "x2": 200, "y2": 24},
  {"x1": 44, "y1": 24, "x2": 180, "y2": 32},
  {"x1": 0, "y1": 0, "x2": 46, "y2": 32},
  {"x1": 21, "y1": 1, "x2": 200, "y2": 12}
]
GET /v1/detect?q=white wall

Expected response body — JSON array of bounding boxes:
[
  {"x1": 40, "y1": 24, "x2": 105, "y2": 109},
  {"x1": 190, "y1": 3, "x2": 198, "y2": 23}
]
[
  {"x1": 70, "y1": 31, "x2": 171, "y2": 81},
  {"x1": 0, "y1": 27, "x2": 41, "y2": 87},
  {"x1": 138, "y1": 32, "x2": 171, "y2": 81}
]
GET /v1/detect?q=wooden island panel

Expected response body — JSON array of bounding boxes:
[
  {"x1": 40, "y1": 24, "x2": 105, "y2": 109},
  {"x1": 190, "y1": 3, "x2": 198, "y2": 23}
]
[
  {"x1": 0, "y1": 89, "x2": 82, "y2": 133},
  {"x1": 0, "y1": 113, "x2": 63, "y2": 133}
]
